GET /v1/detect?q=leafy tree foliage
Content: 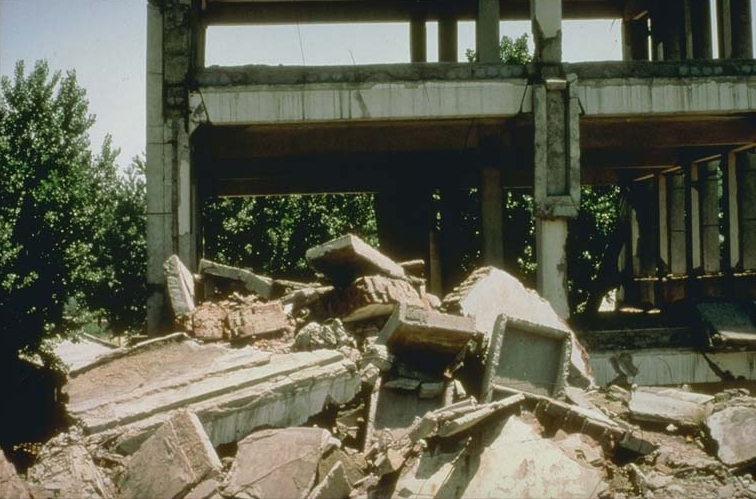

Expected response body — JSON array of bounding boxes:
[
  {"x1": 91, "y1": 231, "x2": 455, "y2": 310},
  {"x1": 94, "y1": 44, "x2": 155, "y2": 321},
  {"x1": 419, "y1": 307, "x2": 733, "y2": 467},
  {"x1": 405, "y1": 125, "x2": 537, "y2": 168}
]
[{"x1": 465, "y1": 33, "x2": 531, "y2": 64}]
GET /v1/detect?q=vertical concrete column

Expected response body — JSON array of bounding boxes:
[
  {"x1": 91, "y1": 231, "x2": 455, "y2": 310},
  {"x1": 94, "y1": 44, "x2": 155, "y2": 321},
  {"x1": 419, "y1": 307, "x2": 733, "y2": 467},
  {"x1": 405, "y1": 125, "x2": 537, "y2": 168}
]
[
  {"x1": 476, "y1": 0, "x2": 500, "y2": 63},
  {"x1": 622, "y1": 16, "x2": 649, "y2": 61},
  {"x1": 701, "y1": 161, "x2": 722, "y2": 274},
  {"x1": 531, "y1": 0, "x2": 562, "y2": 63},
  {"x1": 438, "y1": 8, "x2": 458, "y2": 62},
  {"x1": 718, "y1": 0, "x2": 753, "y2": 58},
  {"x1": 651, "y1": 0, "x2": 684, "y2": 60},
  {"x1": 689, "y1": 0, "x2": 713, "y2": 58},
  {"x1": 739, "y1": 150, "x2": 756, "y2": 270},
  {"x1": 440, "y1": 187, "x2": 466, "y2": 291},
  {"x1": 410, "y1": 10, "x2": 427, "y2": 63},
  {"x1": 687, "y1": 164, "x2": 702, "y2": 272},
  {"x1": 481, "y1": 165, "x2": 504, "y2": 266},
  {"x1": 657, "y1": 174, "x2": 669, "y2": 273},
  {"x1": 669, "y1": 172, "x2": 687, "y2": 275},
  {"x1": 723, "y1": 151, "x2": 739, "y2": 271}
]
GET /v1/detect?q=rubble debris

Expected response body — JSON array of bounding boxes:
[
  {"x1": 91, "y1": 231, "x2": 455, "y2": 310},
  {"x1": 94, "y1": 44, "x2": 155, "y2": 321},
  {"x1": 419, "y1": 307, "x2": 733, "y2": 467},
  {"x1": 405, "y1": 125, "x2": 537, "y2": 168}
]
[
  {"x1": 118, "y1": 410, "x2": 221, "y2": 499},
  {"x1": 629, "y1": 387, "x2": 714, "y2": 428},
  {"x1": 706, "y1": 405, "x2": 756, "y2": 467},
  {"x1": 199, "y1": 258, "x2": 274, "y2": 300},
  {"x1": 185, "y1": 301, "x2": 226, "y2": 341},
  {"x1": 377, "y1": 304, "x2": 481, "y2": 365},
  {"x1": 305, "y1": 234, "x2": 407, "y2": 286},
  {"x1": 184, "y1": 478, "x2": 221, "y2": 499},
  {"x1": 64, "y1": 333, "x2": 360, "y2": 450},
  {"x1": 482, "y1": 315, "x2": 570, "y2": 399},
  {"x1": 441, "y1": 266, "x2": 593, "y2": 388},
  {"x1": 26, "y1": 431, "x2": 115, "y2": 499},
  {"x1": 294, "y1": 319, "x2": 356, "y2": 351},
  {"x1": 398, "y1": 259, "x2": 425, "y2": 278},
  {"x1": 164, "y1": 254, "x2": 196, "y2": 317},
  {"x1": 323, "y1": 275, "x2": 425, "y2": 322},
  {"x1": 307, "y1": 461, "x2": 351, "y2": 499},
  {"x1": 222, "y1": 427, "x2": 338, "y2": 499},
  {"x1": 0, "y1": 449, "x2": 31, "y2": 499},
  {"x1": 227, "y1": 300, "x2": 294, "y2": 343},
  {"x1": 553, "y1": 430, "x2": 605, "y2": 467}
]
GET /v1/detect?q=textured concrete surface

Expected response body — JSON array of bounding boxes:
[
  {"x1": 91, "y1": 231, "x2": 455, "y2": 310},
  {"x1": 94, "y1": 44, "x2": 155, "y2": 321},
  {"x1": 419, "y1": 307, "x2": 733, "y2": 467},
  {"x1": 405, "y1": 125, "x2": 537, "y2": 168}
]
[
  {"x1": 306, "y1": 234, "x2": 406, "y2": 286},
  {"x1": 629, "y1": 387, "x2": 714, "y2": 428},
  {"x1": 0, "y1": 449, "x2": 31, "y2": 499},
  {"x1": 706, "y1": 405, "x2": 756, "y2": 467},
  {"x1": 199, "y1": 258, "x2": 273, "y2": 299},
  {"x1": 164, "y1": 254, "x2": 196, "y2": 317}
]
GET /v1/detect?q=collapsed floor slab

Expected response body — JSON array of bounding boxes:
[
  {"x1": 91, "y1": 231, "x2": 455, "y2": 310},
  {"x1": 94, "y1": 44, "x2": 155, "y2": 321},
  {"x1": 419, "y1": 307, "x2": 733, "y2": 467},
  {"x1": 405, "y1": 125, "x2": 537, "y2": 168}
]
[{"x1": 64, "y1": 334, "x2": 361, "y2": 450}]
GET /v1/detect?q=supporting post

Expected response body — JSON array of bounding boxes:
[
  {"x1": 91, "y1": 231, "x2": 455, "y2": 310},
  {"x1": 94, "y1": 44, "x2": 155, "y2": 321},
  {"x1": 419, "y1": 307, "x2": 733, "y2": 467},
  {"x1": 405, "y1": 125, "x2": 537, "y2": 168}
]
[
  {"x1": 718, "y1": 0, "x2": 753, "y2": 58},
  {"x1": 669, "y1": 172, "x2": 687, "y2": 275},
  {"x1": 531, "y1": 0, "x2": 562, "y2": 63},
  {"x1": 535, "y1": 219, "x2": 569, "y2": 318},
  {"x1": 740, "y1": 149, "x2": 756, "y2": 270},
  {"x1": 657, "y1": 174, "x2": 669, "y2": 274},
  {"x1": 689, "y1": 0, "x2": 713, "y2": 59},
  {"x1": 438, "y1": 8, "x2": 458, "y2": 62},
  {"x1": 410, "y1": 10, "x2": 427, "y2": 63},
  {"x1": 622, "y1": 16, "x2": 649, "y2": 61},
  {"x1": 481, "y1": 164, "x2": 504, "y2": 266},
  {"x1": 701, "y1": 161, "x2": 722, "y2": 274},
  {"x1": 476, "y1": 0, "x2": 500, "y2": 63},
  {"x1": 687, "y1": 163, "x2": 702, "y2": 272}
]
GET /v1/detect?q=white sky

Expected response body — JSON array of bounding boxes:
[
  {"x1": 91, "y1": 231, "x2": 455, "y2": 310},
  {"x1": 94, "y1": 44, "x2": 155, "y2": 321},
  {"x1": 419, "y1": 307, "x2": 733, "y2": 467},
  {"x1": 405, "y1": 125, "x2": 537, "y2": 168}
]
[{"x1": 0, "y1": 0, "x2": 753, "y2": 169}]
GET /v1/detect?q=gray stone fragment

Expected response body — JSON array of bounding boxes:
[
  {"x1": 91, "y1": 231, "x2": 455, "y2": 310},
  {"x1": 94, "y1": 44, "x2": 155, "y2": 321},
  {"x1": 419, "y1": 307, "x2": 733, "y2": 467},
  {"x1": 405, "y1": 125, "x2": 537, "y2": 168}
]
[
  {"x1": 706, "y1": 405, "x2": 756, "y2": 466},
  {"x1": 227, "y1": 300, "x2": 293, "y2": 342},
  {"x1": 307, "y1": 462, "x2": 351, "y2": 499},
  {"x1": 629, "y1": 387, "x2": 714, "y2": 428},
  {"x1": 223, "y1": 427, "x2": 337, "y2": 499},
  {"x1": 199, "y1": 258, "x2": 273, "y2": 299},
  {"x1": 294, "y1": 319, "x2": 356, "y2": 351},
  {"x1": 305, "y1": 234, "x2": 406, "y2": 286},
  {"x1": 0, "y1": 449, "x2": 31, "y2": 499},
  {"x1": 118, "y1": 410, "x2": 221, "y2": 499},
  {"x1": 184, "y1": 479, "x2": 220, "y2": 499},
  {"x1": 384, "y1": 377, "x2": 422, "y2": 391},
  {"x1": 164, "y1": 254, "x2": 196, "y2": 317}
]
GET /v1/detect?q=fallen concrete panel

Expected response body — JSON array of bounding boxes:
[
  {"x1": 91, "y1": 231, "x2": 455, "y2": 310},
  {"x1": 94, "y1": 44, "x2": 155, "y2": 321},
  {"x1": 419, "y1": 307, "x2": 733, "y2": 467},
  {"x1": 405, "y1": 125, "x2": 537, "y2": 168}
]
[
  {"x1": 629, "y1": 387, "x2": 714, "y2": 428},
  {"x1": 695, "y1": 301, "x2": 756, "y2": 347},
  {"x1": 706, "y1": 406, "x2": 756, "y2": 467},
  {"x1": 305, "y1": 234, "x2": 406, "y2": 286},
  {"x1": 441, "y1": 266, "x2": 593, "y2": 388},
  {"x1": 307, "y1": 462, "x2": 351, "y2": 499},
  {"x1": 0, "y1": 449, "x2": 31, "y2": 499},
  {"x1": 198, "y1": 258, "x2": 273, "y2": 299},
  {"x1": 54, "y1": 333, "x2": 117, "y2": 371},
  {"x1": 27, "y1": 433, "x2": 114, "y2": 499},
  {"x1": 483, "y1": 315, "x2": 570, "y2": 399},
  {"x1": 324, "y1": 275, "x2": 424, "y2": 322},
  {"x1": 378, "y1": 304, "x2": 481, "y2": 360},
  {"x1": 227, "y1": 300, "x2": 293, "y2": 342},
  {"x1": 223, "y1": 427, "x2": 337, "y2": 499},
  {"x1": 65, "y1": 334, "x2": 360, "y2": 449},
  {"x1": 165, "y1": 254, "x2": 196, "y2": 317},
  {"x1": 118, "y1": 410, "x2": 221, "y2": 499}
]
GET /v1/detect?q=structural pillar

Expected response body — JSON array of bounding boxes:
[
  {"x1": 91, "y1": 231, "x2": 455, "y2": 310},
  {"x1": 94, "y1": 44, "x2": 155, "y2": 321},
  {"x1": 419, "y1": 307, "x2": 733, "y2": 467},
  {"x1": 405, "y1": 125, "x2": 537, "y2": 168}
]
[
  {"x1": 438, "y1": 7, "x2": 458, "y2": 62},
  {"x1": 476, "y1": 0, "x2": 500, "y2": 63},
  {"x1": 700, "y1": 161, "x2": 721, "y2": 274},
  {"x1": 622, "y1": 15, "x2": 649, "y2": 61},
  {"x1": 718, "y1": 0, "x2": 754, "y2": 58},
  {"x1": 739, "y1": 149, "x2": 756, "y2": 270},
  {"x1": 657, "y1": 174, "x2": 669, "y2": 274},
  {"x1": 146, "y1": 0, "x2": 200, "y2": 333},
  {"x1": 651, "y1": 1, "x2": 684, "y2": 60},
  {"x1": 481, "y1": 164, "x2": 504, "y2": 266},
  {"x1": 687, "y1": 163, "x2": 702, "y2": 272},
  {"x1": 688, "y1": 0, "x2": 713, "y2": 59},
  {"x1": 669, "y1": 172, "x2": 687, "y2": 275},
  {"x1": 410, "y1": 10, "x2": 427, "y2": 63},
  {"x1": 531, "y1": 0, "x2": 578, "y2": 318}
]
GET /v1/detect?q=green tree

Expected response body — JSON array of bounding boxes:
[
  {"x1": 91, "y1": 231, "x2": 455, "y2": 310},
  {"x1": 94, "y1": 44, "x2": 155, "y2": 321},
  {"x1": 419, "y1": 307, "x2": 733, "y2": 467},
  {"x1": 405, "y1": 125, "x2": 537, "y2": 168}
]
[
  {"x1": 0, "y1": 60, "x2": 120, "y2": 363},
  {"x1": 466, "y1": 33, "x2": 531, "y2": 64}
]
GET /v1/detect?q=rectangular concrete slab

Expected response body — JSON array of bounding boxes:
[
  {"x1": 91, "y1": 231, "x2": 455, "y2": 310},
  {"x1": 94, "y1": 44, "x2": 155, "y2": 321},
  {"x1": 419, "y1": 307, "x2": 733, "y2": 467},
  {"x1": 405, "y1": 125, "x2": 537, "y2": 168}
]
[
  {"x1": 198, "y1": 258, "x2": 273, "y2": 299},
  {"x1": 164, "y1": 254, "x2": 196, "y2": 317},
  {"x1": 118, "y1": 411, "x2": 221, "y2": 499},
  {"x1": 629, "y1": 387, "x2": 714, "y2": 428},
  {"x1": 324, "y1": 275, "x2": 424, "y2": 322},
  {"x1": 305, "y1": 234, "x2": 406, "y2": 286}
]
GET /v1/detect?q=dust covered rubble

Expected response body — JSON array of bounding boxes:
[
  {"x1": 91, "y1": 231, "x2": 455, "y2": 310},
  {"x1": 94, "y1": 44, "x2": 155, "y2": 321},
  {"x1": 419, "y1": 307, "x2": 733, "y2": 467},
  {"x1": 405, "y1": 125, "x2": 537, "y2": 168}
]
[{"x1": 9, "y1": 234, "x2": 756, "y2": 499}]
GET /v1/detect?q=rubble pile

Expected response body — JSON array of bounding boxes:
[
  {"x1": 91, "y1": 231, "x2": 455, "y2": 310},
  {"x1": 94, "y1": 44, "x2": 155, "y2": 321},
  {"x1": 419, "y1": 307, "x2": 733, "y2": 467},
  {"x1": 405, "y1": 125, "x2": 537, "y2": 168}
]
[{"x1": 6, "y1": 234, "x2": 756, "y2": 499}]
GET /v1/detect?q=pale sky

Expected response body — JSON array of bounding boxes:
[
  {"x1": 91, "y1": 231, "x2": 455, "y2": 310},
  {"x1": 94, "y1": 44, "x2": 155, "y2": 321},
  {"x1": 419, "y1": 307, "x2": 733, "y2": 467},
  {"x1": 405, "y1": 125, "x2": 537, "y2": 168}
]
[{"x1": 0, "y1": 0, "x2": 752, "y2": 169}]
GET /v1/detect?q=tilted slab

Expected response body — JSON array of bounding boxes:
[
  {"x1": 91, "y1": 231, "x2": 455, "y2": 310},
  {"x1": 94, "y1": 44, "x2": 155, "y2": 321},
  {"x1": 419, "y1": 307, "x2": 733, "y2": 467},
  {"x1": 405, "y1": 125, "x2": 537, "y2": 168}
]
[
  {"x1": 65, "y1": 334, "x2": 360, "y2": 448},
  {"x1": 629, "y1": 387, "x2": 714, "y2": 428},
  {"x1": 198, "y1": 258, "x2": 273, "y2": 299},
  {"x1": 306, "y1": 234, "x2": 406, "y2": 286}
]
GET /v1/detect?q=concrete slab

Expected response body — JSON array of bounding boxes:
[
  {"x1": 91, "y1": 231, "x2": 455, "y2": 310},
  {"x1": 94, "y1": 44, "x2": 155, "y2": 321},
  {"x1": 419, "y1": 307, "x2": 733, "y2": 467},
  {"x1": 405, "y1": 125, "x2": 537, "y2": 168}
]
[
  {"x1": 65, "y1": 334, "x2": 360, "y2": 449},
  {"x1": 0, "y1": 449, "x2": 31, "y2": 499},
  {"x1": 324, "y1": 275, "x2": 424, "y2": 322},
  {"x1": 53, "y1": 333, "x2": 117, "y2": 371},
  {"x1": 695, "y1": 301, "x2": 756, "y2": 347},
  {"x1": 164, "y1": 254, "x2": 196, "y2": 317},
  {"x1": 377, "y1": 304, "x2": 481, "y2": 363},
  {"x1": 629, "y1": 387, "x2": 714, "y2": 428},
  {"x1": 305, "y1": 234, "x2": 406, "y2": 287},
  {"x1": 307, "y1": 461, "x2": 351, "y2": 499},
  {"x1": 441, "y1": 266, "x2": 593, "y2": 388},
  {"x1": 706, "y1": 405, "x2": 756, "y2": 467},
  {"x1": 227, "y1": 300, "x2": 293, "y2": 342},
  {"x1": 118, "y1": 411, "x2": 221, "y2": 499},
  {"x1": 198, "y1": 258, "x2": 273, "y2": 299},
  {"x1": 483, "y1": 315, "x2": 571, "y2": 399},
  {"x1": 222, "y1": 427, "x2": 337, "y2": 499}
]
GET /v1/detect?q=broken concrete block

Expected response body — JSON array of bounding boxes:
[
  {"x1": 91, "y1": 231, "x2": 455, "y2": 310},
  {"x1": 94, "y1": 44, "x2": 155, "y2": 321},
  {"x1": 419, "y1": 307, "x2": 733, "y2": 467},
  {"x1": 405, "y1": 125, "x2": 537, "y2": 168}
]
[
  {"x1": 164, "y1": 254, "x2": 196, "y2": 317},
  {"x1": 554, "y1": 430, "x2": 605, "y2": 467},
  {"x1": 437, "y1": 394, "x2": 526, "y2": 438},
  {"x1": 0, "y1": 449, "x2": 31, "y2": 499},
  {"x1": 187, "y1": 302, "x2": 227, "y2": 341},
  {"x1": 629, "y1": 387, "x2": 714, "y2": 428},
  {"x1": 198, "y1": 258, "x2": 273, "y2": 299},
  {"x1": 374, "y1": 448, "x2": 406, "y2": 477},
  {"x1": 305, "y1": 234, "x2": 406, "y2": 286},
  {"x1": 419, "y1": 381, "x2": 446, "y2": 399},
  {"x1": 706, "y1": 405, "x2": 756, "y2": 466},
  {"x1": 118, "y1": 410, "x2": 221, "y2": 499},
  {"x1": 318, "y1": 449, "x2": 366, "y2": 490},
  {"x1": 227, "y1": 300, "x2": 293, "y2": 342},
  {"x1": 65, "y1": 334, "x2": 361, "y2": 450},
  {"x1": 294, "y1": 319, "x2": 356, "y2": 351},
  {"x1": 441, "y1": 266, "x2": 594, "y2": 388},
  {"x1": 378, "y1": 304, "x2": 481, "y2": 366},
  {"x1": 307, "y1": 461, "x2": 351, "y2": 499},
  {"x1": 223, "y1": 427, "x2": 337, "y2": 499},
  {"x1": 482, "y1": 315, "x2": 571, "y2": 399},
  {"x1": 384, "y1": 377, "x2": 422, "y2": 391},
  {"x1": 324, "y1": 275, "x2": 424, "y2": 322},
  {"x1": 27, "y1": 432, "x2": 114, "y2": 499},
  {"x1": 184, "y1": 479, "x2": 221, "y2": 499}
]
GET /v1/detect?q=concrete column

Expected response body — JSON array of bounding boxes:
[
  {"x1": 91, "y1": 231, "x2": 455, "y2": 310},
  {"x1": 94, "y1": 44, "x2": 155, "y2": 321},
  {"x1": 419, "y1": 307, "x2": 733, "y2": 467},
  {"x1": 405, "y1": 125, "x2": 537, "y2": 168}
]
[
  {"x1": 438, "y1": 9, "x2": 458, "y2": 62},
  {"x1": 718, "y1": 0, "x2": 733, "y2": 58},
  {"x1": 687, "y1": 164, "x2": 702, "y2": 271},
  {"x1": 739, "y1": 150, "x2": 756, "y2": 270},
  {"x1": 440, "y1": 187, "x2": 466, "y2": 291},
  {"x1": 410, "y1": 11, "x2": 427, "y2": 63},
  {"x1": 622, "y1": 16, "x2": 649, "y2": 61},
  {"x1": 631, "y1": 179, "x2": 658, "y2": 278},
  {"x1": 657, "y1": 174, "x2": 669, "y2": 273},
  {"x1": 718, "y1": 0, "x2": 753, "y2": 58},
  {"x1": 723, "y1": 151, "x2": 739, "y2": 271},
  {"x1": 689, "y1": 0, "x2": 713, "y2": 59},
  {"x1": 476, "y1": 0, "x2": 500, "y2": 63},
  {"x1": 669, "y1": 172, "x2": 687, "y2": 275},
  {"x1": 531, "y1": 0, "x2": 562, "y2": 63},
  {"x1": 481, "y1": 165, "x2": 504, "y2": 266},
  {"x1": 536, "y1": 219, "x2": 569, "y2": 318},
  {"x1": 701, "y1": 161, "x2": 721, "y2": 274},
  {"x1": 651, "y1": 1, "x2": 684, "y2": 60}
]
